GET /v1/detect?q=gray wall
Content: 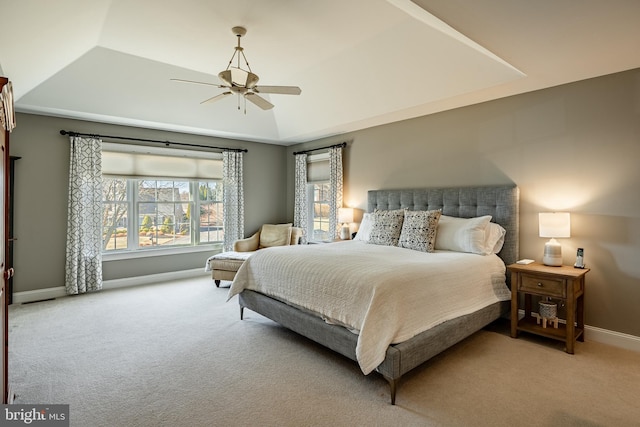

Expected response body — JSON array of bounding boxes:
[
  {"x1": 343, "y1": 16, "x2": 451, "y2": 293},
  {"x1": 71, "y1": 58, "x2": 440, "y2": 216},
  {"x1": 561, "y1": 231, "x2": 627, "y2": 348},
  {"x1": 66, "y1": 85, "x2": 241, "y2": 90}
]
[
  {"x1": 286, "y1": 68, "x2": 640, "y2": 338},
  {"x1": 9, "y1": 69, "x2": 640, "y2": 338},
  {"x1": 9, "y1": 114, "x2": 287, "y2": 290}
]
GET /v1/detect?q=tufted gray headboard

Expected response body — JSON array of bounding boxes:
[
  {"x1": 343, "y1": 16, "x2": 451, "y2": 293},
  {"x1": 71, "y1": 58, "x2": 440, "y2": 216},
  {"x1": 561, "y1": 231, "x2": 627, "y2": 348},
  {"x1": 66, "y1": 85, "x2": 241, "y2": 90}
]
[{"x1": 368, "y1": 185, "x2": 520, "y2": 270}]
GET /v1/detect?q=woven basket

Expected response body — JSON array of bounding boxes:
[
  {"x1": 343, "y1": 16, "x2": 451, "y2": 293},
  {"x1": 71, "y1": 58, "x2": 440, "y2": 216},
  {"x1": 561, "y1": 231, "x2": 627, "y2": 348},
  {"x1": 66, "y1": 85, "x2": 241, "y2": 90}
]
[{"x1": 538, "y1": 301, "x2": 557, "y2": 319}]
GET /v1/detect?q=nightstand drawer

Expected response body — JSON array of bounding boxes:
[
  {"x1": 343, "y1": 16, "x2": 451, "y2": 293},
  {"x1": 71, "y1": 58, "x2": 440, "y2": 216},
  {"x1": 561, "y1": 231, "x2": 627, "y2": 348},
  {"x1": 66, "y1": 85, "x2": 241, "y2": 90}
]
[{"x1": 519, "y1": 274, "x2": 565, "y2": 298}]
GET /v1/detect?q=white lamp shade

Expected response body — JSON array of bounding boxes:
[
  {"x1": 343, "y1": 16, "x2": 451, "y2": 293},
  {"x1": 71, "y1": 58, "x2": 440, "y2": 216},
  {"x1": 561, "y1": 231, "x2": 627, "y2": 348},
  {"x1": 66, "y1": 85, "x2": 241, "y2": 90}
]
[
  {"x1": 338, "y1": 208, "x2": 354, "y2": 224},
  {"x1": 539, "y1": 212, "x2": 571, "y2": 238}
]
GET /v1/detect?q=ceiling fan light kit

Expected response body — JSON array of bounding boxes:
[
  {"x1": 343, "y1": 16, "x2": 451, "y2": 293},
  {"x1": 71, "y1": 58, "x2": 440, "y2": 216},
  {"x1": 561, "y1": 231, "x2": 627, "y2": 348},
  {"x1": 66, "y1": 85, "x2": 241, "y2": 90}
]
[
  {"x1": 171, "y1": 26, "x2": 301, "y2": 113},
  {"x1": 218, "y1": 69, "x2": 259, "y2": 89}
]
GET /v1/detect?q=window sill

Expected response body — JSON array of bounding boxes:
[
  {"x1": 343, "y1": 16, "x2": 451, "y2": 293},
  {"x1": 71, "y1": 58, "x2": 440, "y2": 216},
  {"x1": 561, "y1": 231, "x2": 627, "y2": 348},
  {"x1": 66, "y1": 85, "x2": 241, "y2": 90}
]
[{"x1": 102, "y1": 244, "x2": 222, "y2": 261}]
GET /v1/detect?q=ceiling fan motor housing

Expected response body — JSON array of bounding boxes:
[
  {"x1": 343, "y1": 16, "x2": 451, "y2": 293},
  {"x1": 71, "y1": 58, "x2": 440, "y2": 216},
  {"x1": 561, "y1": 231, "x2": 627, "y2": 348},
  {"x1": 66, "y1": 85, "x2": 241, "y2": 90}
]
[{"x1": 218, "y1": 69, "x2": 259, "y2": 89}]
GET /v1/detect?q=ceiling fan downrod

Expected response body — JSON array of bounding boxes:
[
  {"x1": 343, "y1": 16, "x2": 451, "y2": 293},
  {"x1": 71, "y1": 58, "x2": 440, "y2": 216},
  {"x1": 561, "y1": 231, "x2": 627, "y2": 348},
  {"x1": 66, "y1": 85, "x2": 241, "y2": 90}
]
[{"x1": 226, "y1": 26, "x2": 252, "y2": 73}]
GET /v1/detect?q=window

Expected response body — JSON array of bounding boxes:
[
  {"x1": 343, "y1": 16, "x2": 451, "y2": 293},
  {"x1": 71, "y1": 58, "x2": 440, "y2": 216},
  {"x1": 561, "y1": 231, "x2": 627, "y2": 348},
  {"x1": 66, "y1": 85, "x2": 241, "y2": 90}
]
[
  {"x1": 295, "y1": 147, "x2": 342, "y2": 244},
  {"x1": 102, "y1": 177, "x2": 130, "y2": 251},
  {"x1": 101, "y1": 143, "x2": 224, "y2": 253},
  {"x1": 307, "y1": 182, "x2": 331, "y2": 242},
  {"x1": 304, "y1": 152, "x2": 333, "y2": 242},
  {"x1": 137, "y1": 179, "x2": 191, "y2": 248},
  {"x1": 102, "y1": 178, "x2": 223, "y2": 252},
  {"x1": 198, "y1": 181, "x2": 224, "y2": 244}
]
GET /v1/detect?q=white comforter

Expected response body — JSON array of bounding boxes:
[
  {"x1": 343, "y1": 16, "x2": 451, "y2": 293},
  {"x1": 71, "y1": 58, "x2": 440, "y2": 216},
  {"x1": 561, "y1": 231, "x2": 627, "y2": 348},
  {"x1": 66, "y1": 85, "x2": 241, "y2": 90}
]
[{"x1": 228, "y1": 241, "x2": 510, "y2": 375}]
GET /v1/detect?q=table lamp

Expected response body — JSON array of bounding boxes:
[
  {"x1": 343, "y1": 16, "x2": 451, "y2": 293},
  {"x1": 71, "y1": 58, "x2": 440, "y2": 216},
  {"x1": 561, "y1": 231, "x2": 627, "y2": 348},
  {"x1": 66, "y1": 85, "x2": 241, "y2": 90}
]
[
  {"x1": 539, "y1": 212, "x2": 571, "y2": 266},
  {"x1": 338, "y1": 207, "x2": 354, "y2": 240}
]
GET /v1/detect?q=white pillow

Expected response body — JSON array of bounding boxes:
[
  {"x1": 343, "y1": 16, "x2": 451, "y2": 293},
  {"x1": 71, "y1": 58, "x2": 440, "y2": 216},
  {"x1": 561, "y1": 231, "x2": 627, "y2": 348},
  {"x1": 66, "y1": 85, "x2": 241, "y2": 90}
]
[
  {"x1": 485, "y1": 222, "x2": 506, "y2": 254},
  {"x1": 353, "y1": 212, "x2": 373, "y2": 242},
  {"x1": 435, "y1": 215, "x2": 492, "y2": 255}
]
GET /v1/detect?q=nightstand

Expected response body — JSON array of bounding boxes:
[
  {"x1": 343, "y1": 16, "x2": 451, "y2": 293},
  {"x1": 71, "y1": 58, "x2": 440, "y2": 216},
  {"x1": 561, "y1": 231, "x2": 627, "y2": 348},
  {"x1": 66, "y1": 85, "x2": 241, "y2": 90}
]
[{"x1": 508, "y1": 262, "x2": 590, "y2": 354}]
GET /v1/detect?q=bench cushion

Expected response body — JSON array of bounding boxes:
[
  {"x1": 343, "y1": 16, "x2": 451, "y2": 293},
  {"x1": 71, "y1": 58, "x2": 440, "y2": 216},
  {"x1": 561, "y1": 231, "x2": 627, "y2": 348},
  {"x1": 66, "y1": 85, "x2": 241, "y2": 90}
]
[{"x1": 208, "y1": 251, "x2": 253, "y2": 272}]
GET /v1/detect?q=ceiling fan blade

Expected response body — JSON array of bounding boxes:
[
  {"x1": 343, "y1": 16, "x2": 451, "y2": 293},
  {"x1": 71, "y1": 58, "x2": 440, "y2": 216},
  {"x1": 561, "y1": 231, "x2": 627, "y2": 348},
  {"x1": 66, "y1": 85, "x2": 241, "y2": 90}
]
[
  {"x1": 171, "y1": 78, "x2": 225, "y2": 88},
  {"x1": 245, "y1": 92, "x2": 274, "y2": 110},
  {"x1": 254, "y1": 85, "x2": 301, "y2": 95},
  {"x1": 200, "y1": 92, "x2": 232, "y2": 104}
]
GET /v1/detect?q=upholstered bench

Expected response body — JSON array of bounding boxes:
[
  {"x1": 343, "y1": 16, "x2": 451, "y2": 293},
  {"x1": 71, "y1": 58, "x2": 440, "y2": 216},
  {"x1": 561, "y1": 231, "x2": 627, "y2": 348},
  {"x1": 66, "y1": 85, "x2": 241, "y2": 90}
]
[{"x1": 207, "y1": 251, "x2": 254, "y2": 287}]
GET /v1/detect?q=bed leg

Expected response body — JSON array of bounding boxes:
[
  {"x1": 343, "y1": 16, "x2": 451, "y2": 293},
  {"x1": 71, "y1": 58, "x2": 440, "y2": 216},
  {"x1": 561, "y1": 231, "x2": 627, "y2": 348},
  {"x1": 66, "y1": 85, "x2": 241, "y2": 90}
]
[
  {"x1": 240, "y1": 306, "x2": 244, "y2": 320},
  {"x1": 383, "y1": 376, "x2": 398, "y2": 405},
  {"x1": 214, "y1": 279, "x2": 220, "y2": 287}
]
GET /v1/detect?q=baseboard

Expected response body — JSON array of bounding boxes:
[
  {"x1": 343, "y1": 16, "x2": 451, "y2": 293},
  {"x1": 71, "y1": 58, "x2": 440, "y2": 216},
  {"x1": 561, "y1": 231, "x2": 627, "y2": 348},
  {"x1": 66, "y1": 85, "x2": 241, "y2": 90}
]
[
  {"x1": 12, "y1": 286, "x2": 67, "y2": 304},
  {"x1": 12, "y1": 268, "x2": 208, "y2": 305},
  {"x1": 584, "y1": 325, "x2": 640, "y2": 353},
  {"x1": 516, "y1": 309, "x2": 640, "y2": 353},
  {"x1": 102, "y1": 268, "x2": 207, "y2": 290}
]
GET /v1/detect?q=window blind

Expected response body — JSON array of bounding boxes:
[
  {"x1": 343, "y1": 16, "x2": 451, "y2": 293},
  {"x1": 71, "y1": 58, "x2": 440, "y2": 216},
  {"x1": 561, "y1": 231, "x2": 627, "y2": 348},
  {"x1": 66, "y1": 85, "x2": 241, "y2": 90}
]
[
  {"x1": 101, "y1": 143, "x2": 223, "y2": 180},
  {"x1": 306, "y1": 152, "x2": 330, "y2": 183}
]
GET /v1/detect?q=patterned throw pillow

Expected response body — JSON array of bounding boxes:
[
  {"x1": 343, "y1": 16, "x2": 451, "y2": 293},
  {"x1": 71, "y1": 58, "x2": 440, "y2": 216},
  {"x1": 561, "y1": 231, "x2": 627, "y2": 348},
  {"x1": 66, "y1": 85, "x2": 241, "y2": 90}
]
[
  {"x1": 368, "y1": 209, "x2": 406, "y2": 246},
  {"x1": 398, "y1": 210, "x2": 442, "y2": 252}
]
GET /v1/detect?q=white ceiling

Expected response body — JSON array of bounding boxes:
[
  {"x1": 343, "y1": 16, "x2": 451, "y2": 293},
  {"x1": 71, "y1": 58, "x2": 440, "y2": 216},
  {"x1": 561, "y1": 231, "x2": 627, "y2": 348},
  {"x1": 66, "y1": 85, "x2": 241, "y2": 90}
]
[{"x1": 2, "y1": 0, "x2": 640, "y2": 145}]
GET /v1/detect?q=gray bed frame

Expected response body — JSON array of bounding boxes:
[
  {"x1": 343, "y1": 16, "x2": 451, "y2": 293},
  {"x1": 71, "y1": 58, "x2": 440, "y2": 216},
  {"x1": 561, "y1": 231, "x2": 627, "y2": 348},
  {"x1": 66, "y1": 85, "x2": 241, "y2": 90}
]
[{"x1": 238, "y1": 185, "x2": 519, "y2": 404}]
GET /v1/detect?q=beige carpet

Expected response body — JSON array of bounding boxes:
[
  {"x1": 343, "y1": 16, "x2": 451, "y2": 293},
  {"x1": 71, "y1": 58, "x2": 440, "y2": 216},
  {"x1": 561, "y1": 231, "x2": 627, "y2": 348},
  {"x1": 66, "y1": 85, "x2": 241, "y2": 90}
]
[{"x1": 8, "y1": 276, "x2": 640, "y2": 427}]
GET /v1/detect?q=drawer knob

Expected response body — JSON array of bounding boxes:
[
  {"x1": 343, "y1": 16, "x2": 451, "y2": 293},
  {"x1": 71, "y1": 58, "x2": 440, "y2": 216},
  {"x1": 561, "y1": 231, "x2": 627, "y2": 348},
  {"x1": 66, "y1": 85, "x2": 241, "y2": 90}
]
[{"x1": 537, "y1": 282, "x2": 543, "y2": 287}]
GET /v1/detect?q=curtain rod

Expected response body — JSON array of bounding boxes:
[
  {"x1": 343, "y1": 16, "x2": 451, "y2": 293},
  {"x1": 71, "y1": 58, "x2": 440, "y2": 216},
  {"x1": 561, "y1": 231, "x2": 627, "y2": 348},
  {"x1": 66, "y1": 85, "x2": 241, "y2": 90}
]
[
  {"x1": 59, "y1": 130, "x2": 248, "y2": 153},
  {"x1": 293, "y1": 142, "x2": 346, "y2": 155}
]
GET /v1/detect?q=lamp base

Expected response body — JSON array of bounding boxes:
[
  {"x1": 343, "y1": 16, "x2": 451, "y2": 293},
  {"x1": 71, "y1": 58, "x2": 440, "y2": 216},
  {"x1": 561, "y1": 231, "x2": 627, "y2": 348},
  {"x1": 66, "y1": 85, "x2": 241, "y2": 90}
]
[
  {"x1": 543, "y1": 238, "x2": 563, "y2": 266},
  {"x1": 340, "y1": 225, "x2": 351, "y2": 240}
]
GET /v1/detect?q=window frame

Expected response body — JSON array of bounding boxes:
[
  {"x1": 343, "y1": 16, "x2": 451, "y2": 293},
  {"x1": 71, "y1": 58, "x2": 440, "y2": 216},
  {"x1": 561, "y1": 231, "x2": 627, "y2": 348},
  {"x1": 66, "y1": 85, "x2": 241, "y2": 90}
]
[
  {"x1": 102, "y1": 176, "x2": 224, "y2": 256},
  {"x1": 306, "y1": 180, "x2": 332, "y2": 243}
]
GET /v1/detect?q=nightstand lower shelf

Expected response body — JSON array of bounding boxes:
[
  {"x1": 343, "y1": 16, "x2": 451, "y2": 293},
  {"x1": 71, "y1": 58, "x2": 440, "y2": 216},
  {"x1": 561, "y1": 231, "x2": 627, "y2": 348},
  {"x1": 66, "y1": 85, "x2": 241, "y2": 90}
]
[{"x1": 516, "y1": 316, "x2": 584, "y2": 343}]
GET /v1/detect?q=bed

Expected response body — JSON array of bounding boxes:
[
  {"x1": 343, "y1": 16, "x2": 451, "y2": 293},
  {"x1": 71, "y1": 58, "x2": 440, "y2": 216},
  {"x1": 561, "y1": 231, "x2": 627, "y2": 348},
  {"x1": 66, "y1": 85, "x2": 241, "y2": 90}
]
[{"x1": 228, "y1": 185, "x2": 519, "y2": 404}]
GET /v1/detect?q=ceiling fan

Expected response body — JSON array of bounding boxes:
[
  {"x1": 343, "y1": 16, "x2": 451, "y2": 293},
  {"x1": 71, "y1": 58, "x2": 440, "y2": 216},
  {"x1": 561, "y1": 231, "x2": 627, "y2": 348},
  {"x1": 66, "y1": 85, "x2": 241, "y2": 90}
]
[{"x1": 171, "y1": 26, "x2": 301, "y2": 112}]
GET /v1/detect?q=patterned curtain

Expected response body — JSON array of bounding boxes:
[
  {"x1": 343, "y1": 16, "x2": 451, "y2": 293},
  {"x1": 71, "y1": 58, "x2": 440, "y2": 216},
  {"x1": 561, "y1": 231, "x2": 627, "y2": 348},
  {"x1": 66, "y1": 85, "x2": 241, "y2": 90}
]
[
  {"x1": 65, "y1": 136, "x2": 103, "y2": 295},
  {"x1": 328, "y1": 146, "x2": 344, "y2": 240},
  {"x1": 223, "y1": 150, "x2": 244, "y2": 251},
  {"x1": 293, "y1": 153, "x2": 308, "y2": 244}
]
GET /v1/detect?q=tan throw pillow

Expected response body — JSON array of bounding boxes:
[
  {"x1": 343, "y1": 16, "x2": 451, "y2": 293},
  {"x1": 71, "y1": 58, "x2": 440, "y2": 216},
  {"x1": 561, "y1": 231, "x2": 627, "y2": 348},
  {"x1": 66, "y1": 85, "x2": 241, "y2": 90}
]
[{"x1": 259, "y1": 223, "x2": 293, "y2": 248}]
